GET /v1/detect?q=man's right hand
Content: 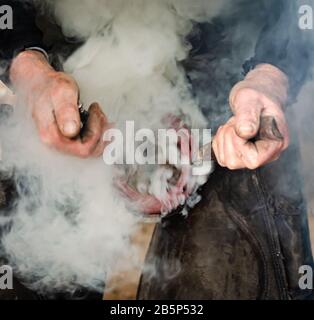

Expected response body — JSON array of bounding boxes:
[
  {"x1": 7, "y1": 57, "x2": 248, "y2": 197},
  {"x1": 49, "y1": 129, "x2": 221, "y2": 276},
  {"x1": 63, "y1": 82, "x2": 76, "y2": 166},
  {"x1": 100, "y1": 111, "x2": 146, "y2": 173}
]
[{"x1": 10, "y1": 50, "x2": 109, "y2": 158}]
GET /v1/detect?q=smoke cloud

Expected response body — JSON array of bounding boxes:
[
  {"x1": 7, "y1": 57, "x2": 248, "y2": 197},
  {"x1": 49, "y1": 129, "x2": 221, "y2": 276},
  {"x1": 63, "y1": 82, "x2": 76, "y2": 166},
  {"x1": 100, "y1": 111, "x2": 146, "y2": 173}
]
[
  {"x1": 0, "y1": 0, "x2": 230, "y2": 296},
  {"x1": 1, "y1": 0, "x2": 314, "y2": 297}
]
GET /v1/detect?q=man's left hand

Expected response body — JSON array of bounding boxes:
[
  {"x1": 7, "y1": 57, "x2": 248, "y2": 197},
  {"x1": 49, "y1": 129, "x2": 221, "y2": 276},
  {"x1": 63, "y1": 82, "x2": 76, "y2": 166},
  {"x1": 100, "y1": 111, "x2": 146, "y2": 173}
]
[{"x1": 212, "y1": 64, "x2": 290, "y2": 170}]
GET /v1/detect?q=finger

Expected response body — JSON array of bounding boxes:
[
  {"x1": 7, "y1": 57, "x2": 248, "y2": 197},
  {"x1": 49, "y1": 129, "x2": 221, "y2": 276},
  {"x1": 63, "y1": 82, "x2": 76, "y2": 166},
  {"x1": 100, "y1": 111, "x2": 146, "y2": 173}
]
[
  {"x1": 239, "y1": 140, "x2": 284, "y2": 169},
  {"x1": 92, "y1": 120, "x2": 115, "y2": 158},
  {"x1": 32, "y1": 99, "x2": 56, "y2": 140},
  {"x1": 92, "y1": 133, "x2": 111, "y2": 158},
  {"x1": 54, "y1": 102, "x2": 81, "y2": 138},
  {"x1": 37, "y1": 102, "x2": 110, "y2": 158},
  {"x1": 215, "y1": 126, "x2": 226, "y2": 167},
  {"x1": 223, "y1": 127, "x2": 246, "y2": 170},
  {"x1": 45, "y1": 130, "x2": 98, "y2": 158},
  {"x1": 81, "y1": 103, "x2": 110, "y2": 157},
  {"x1": 33, "y1": 101, "x2": 87, "y2": 156},
  {"x1": 52, "y1": 79, "x2": 81, "y2": 138},
  {"x1": 212, "y1": 134, "x2": 224, "y2": 167},
  {"x1": 38, "y1": 121, "x2": 90, "y2": 156},
  {"x1": 212, "y1": 137, "x2": 219, "y2": 164},
  {"x1": 37, "y1": 119, "x2": 79, "y2": 154},
  {"x1": 233, "y1": 99, "x2": 263, "y2": 140}
]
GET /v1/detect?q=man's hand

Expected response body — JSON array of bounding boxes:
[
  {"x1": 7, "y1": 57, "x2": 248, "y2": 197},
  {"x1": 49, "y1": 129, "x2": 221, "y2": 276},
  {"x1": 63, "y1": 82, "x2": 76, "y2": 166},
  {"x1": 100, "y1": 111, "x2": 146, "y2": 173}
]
[
  {"x1": 10, "y1": 50, "x2": 109, "y2": 158},
  {"x1": 212, "y1": 64, "x2": 290, "y2": 170}
]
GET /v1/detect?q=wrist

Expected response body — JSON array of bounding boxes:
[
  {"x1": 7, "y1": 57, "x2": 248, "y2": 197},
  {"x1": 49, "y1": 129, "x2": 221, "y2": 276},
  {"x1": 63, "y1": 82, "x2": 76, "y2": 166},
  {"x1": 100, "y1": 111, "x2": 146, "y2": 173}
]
[
  {"x1": 10, "y1": 50, "x2": 55, "y2": 93},
  {"x1": 230, "y1": 64, "x2": 289, "y2": 110}
]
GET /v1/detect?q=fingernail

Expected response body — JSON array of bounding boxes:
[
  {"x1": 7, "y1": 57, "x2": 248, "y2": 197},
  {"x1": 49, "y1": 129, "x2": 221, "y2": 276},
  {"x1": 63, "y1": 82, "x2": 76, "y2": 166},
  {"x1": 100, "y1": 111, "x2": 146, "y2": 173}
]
[{"x1": 62, "y1": 121, "x2": 79, "y2": 136}]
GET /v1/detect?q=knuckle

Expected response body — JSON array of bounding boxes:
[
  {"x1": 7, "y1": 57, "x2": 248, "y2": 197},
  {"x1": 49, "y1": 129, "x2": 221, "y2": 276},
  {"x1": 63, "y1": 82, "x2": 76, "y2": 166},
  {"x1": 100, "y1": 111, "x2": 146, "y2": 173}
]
[
  {"x1": 226, "y1": 126, "x2": 235, "y2": 136},
  {"x1": 217, "y1": 125, "x2": 224, "y2": 134},
  {"x1": 212, "y1": 139, "x2": 217, "y2": 150},
  {"x1": 246, "y1": 162, "x2": 259, "y2": 170},
  {"x1": 52, "y1": 74, "x2": 78, "y2": 96},
  {"x1": 226, "y1": 117, "x2": 236, "y2": 126},
  {"x1": 78, "y1": 146, "x2": 94, "y2": 159},
  {"x1": 38, "y1": 125, "x2": 64, "y2": 149},
  {"x1": 55, "y1": 72, "x2": 75, "y2": 84},
  {"x1": 283, "y1": 139, "x2": 290, "y2": 151},
  {"x1": 217, "y1": 158, "x2": 226, "y2": 168},
  {"x1": 276, "y1": 141, "x2": 285, "y2": 152},
  {"x1": 236, "y1": 87, "x2": 262, "y2": 101},
  {"x1": 79, "y1": 153, "x2": 89, "y2": 159},
  {"x1": 243, "y1": 156, "x2": 259, "y2": 170},
  {"x1": 39, "y1": 130, "x2": 56, "y2": 147},
  {"x1": 227, "y1": 160, "x2": 239, "y2": 170}
]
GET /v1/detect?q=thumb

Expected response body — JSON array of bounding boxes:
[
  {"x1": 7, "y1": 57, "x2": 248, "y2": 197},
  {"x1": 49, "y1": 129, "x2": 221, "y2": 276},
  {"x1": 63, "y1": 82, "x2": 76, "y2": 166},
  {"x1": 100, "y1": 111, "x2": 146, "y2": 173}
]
[
  {"x1": 54, "y1": 102, "x2": 81, "y2": 138},
  {"x1": 234, "y1": 102, "x2": 262, "y2": 139},
  {"x1": 53, "y1": 81, "x2": 81, "y2": 138}
]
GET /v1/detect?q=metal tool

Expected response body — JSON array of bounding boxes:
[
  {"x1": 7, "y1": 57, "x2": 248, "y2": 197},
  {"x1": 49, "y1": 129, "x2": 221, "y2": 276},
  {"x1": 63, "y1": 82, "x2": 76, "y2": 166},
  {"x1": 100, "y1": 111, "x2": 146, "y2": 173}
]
[{"x1": 78, "y1": 103, "x2": 90, "y2": 136}]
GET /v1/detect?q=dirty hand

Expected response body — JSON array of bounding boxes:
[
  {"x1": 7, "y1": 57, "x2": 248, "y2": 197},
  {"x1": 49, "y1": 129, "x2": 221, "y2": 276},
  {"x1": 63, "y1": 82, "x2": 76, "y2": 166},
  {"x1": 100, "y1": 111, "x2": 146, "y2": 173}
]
[
  {"x1": 212, "y1": 64, "x2": 290, "y2": 170},
  {"x1": 10, "y1": 50, "x2": 109, "y2": 158}
]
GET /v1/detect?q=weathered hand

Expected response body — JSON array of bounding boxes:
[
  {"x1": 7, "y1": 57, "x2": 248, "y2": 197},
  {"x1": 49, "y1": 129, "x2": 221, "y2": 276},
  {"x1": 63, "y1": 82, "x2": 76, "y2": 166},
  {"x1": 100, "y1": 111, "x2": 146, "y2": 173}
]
[
  {"x1": 212, "y1": 64, "x2": 290, "y2": 170},
  {"x1": 10, "y1": 50, "x2": 109, "y2": 158}
]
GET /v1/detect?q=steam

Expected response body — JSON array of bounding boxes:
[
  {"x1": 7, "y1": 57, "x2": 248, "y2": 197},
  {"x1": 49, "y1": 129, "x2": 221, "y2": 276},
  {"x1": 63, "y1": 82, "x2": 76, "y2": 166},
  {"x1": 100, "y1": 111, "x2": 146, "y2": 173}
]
[
  {"x1": 42, "y1": 0, "x2": 238, "y2": 211},
  {"x1": 0, "y1": 0, "x2": 229, "y2": 296},
  {"x1": 0, "y1": 108, "x2": 139, "y2": 295},
  {"x1": 2, "y1": 0, "x2": 313, "y2": 298}
]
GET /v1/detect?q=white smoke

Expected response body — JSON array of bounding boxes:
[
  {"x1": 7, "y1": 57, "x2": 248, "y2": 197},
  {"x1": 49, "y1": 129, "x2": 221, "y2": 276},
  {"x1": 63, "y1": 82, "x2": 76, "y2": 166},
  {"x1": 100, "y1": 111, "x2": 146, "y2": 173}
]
[
  {"x1": 0, "y1": 106, "x2": 139, "y2": 295},
  {"x1": 47, "y1": 0, "x2": 228, "y2": 129},
  {"x1": 0, "y1": 0, "x2": 229, "y2": 296},
  {"x1": 54, "y1": 0, "x2": 222, "y2": 205}
]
